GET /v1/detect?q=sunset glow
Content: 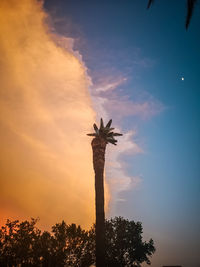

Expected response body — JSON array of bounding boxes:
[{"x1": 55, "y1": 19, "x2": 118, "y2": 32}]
[
  {"x1": 0, "y1": 0, "x2": 96, "y2": 229},
  {"x1": 0, "y1": 1, "x2": 199, "y2": 266}
]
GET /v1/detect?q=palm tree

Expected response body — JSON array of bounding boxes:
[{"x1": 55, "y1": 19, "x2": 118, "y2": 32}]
[
  {"x1": 87, "y1": 118, "x2": 122, "y2": 267},
  {"x1": 147, "y1": 0, "x2": 198, "y2": 29}
]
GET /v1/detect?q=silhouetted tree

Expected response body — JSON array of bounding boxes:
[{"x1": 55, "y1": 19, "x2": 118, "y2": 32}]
[
  {"x1": 0, "y1": 218, "x2": 41, "y2": 266},
  {"x1": 0, "y1": 217, "x2": 155, "y2": 266},
  {"x1": 87, "y1": 118, "x2": 123, "y2": 267},
  {"x1": 51, "y1": 221, "x2": 94, "y2": 266},
  {"x1": 105, "y1": 217, "x2": 155, "y2": 267},
  {"x1": 147, "y1": 0, "x2": 198, "y2": 29},
  {"x1": 0, "y1": 219, "x2": 94, "y2": 267}
]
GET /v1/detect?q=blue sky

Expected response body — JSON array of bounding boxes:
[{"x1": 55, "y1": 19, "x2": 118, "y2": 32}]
[{"x1": 45, "y1": 1, "x2": 200, "y2": 266}]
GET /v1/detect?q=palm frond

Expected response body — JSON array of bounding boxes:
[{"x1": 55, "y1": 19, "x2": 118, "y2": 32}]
[
  {"x1": 186, "y1": 0, "x2": 197, "y2": 29},
  {"x1": 87, "y1": 119, "x2": 122, "y2": 145},
  {"x1": 100, "y1": 118, "x2": 104, "y2": 130},
  {"x1": 113, "y1": 133, "x2": 123, "y2": 136},
  {"x1": 147, "y1": 0, "x2": 154, "y2": 9},
  {"x1": 87, "y1": 133, "x2": 97, "y2": 136},
  {"x1": 93, "y1": 123, "x2": 99, "y2": 134},
  {"x1": 106, "y1": 119, "x2": 112, "y2": 128},
  {"x1": 104, "y1": 127, "x2": 115, "y2": 133}
]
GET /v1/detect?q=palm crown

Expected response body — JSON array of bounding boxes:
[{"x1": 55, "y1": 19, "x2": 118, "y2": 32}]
[{"x1": 87, "y1": 118, "x2": 122, "y2": 145}]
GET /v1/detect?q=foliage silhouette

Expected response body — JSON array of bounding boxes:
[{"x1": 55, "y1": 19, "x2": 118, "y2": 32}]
[
  {"x1": 105, "y1": 217, "x2": 155, "y2": 267},
  {"x1": 0, "y1": 217, "x2": 155, "y2": 267},
  {"x1": 147, "y1": 0, "x2": 198, "y2": 29}
]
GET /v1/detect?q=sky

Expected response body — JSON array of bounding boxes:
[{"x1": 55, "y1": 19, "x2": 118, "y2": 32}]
[{"x1": 0, "y1": 0, "x2": 200, "y2": 267}]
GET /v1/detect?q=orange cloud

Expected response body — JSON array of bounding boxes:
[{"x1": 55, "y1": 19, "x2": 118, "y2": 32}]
[{"x1": 0, "y1": 0, "x2": 96, "y2": 229}]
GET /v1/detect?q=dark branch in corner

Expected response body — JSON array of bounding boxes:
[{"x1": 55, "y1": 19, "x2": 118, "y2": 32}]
[{"x1": 147, "y1": 0, "x2": 198, "y2": 29}]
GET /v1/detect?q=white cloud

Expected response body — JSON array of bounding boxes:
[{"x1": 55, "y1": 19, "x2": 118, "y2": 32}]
[{"x1": 95, "y1": 77, "x2": 127, "y2": 92}]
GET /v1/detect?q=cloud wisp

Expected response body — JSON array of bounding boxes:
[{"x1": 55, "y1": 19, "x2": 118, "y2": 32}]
[{"x1": 90, "y1": 75, "x2": 163, "y2": 214}]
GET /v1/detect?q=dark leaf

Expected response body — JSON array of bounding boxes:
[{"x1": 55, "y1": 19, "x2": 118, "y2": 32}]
[
  {"x1": 107, "y1": 138, "x2": 117, "y2": 145},
  {"x1": 87, "y1": 133, "x2": 97, "y2": 136},
  {"x1": 93, "y1": 123, "x2": 99, "y2": 134},
  {"x1": 104, "y1": 127, "x2": 115, "y2": 133},
  {"x1": 186, "y1": 0, "x2": 197, "y2": 29},
  {"x1": 106, "y1": 136, "x2": 115, "y2": 141},
  {"x1": 147, "y1": 0, "x2": 154, "y2": 9},
  {"x1": 113, "y1": 133, "x2": 123, "y2": 136},
  {"x1": 107, "y1": 132, "x2": 114, "y2": 137},
  {"x1": 108, "y1": 140, "x2": 117, "y2": 145},
  {"x1": 100, "y1": 118, "x2": 104, "y2": 130},
  {"x1": 106, "y1": 119, "x2": 112, "y2": 128}
]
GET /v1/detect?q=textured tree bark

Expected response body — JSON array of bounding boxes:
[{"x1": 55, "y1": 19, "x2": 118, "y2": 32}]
[{"x1": 91, "y1": 137, "x2": 107, "y2": 267}]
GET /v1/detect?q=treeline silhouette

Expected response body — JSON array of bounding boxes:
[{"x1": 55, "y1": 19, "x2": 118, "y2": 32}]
[{"x1": 0, "y1": 217, "x2": 155, "y2": 267}]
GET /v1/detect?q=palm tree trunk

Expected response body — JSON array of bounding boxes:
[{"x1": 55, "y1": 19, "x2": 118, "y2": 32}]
[{"x1": 91, "y1": 137, "x2": 107, "y2": 267}]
